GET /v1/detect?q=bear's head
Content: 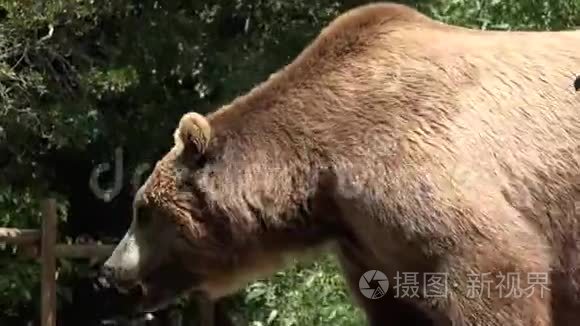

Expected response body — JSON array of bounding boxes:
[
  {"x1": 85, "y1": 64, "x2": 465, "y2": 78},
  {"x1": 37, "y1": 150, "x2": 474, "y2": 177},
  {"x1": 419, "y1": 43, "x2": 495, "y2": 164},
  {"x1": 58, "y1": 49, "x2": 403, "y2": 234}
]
[
  {"x1": 101, "y1": 111, "x2": 330, "y2": 312},
  {"x1": 101, "y1": 112, "x2": 225, "y2": 311}
]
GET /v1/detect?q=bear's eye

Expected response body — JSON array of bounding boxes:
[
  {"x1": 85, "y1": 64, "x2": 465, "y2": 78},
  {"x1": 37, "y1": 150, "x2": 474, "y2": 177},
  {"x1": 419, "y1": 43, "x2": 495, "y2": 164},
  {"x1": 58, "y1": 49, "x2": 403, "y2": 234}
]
[{"x1": 136, "y1": 207, "x2": 153, "y2": 227}]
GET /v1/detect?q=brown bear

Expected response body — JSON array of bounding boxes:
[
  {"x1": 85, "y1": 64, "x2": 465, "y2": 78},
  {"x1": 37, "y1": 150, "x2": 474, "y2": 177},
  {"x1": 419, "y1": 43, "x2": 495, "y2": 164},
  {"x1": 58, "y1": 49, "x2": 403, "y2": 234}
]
[{"x1": 102, "y1": 2, "x2": 580, "y2": 325}]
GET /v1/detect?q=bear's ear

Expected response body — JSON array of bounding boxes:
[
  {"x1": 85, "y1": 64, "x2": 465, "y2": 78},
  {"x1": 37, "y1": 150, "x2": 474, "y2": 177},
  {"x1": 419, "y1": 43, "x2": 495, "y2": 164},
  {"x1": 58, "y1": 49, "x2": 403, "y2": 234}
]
[{"x1": 174, "y1": 112, "x2": 211, "y2": 159}]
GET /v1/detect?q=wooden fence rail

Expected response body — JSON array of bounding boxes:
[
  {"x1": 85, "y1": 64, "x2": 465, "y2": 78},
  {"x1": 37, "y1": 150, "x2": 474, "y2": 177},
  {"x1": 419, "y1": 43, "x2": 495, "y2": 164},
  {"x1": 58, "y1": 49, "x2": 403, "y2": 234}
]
[
  {"x1": 0, "y1": 198, "x2": 215, "y2": 326},
  {"x1": 0, "y1": 227, "x2": 40, "y2": 244}
]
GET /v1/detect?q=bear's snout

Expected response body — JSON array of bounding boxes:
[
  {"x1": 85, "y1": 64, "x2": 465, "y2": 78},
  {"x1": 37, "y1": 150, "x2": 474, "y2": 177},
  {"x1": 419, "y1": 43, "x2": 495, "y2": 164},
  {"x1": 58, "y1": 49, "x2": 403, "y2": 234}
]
[
  {"x1": 102, "y1": 229, "x2": 143, "y2": 291},
  {"x1": 99, "y1": 261, "x2": 141, "y2": 294},
  {"x1": 98, "y1": 264, "x2": 115, "y2": 288}
]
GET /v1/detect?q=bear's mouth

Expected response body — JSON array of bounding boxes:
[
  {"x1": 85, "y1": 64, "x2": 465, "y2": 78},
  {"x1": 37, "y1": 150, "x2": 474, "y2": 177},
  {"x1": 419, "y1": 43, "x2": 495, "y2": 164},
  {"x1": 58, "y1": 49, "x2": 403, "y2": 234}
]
[
  {"x1": 135, "y1": 282, "x2": 178, "y2": 313},
  {"x1": 131, "y1": 264, "x2": 200, "y2": 313},
  {"x1": 109, "y1": 276, "x2": 183, "y2": 314}
]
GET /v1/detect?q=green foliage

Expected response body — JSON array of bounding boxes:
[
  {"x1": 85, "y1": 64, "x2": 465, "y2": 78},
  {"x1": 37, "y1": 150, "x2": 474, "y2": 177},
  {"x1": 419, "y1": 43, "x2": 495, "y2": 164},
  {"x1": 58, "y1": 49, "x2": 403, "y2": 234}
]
[
  {"x1": 0, "y1": 260, "x2": 39, "y2": 317},
  {"x1": 424, "y1": 0, "x2": 580, "y2": 30},
  {"x1": 229, "y1": 255, "x2": 365, "y2": 326},
  {"x1": 0, "y1": 187, "x2": 42, "y2": 317},
  {"x1": 1, "y1": 0, "x2": 579, "y2": 324},
  {"x1": 0, "y1": 187, "x2": 69, "y2": 317}
]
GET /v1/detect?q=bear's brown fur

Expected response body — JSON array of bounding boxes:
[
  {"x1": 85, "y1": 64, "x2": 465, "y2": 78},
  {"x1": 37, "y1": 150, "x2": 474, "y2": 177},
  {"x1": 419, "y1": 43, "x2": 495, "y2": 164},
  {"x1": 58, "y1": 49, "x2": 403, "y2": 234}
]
[{"x1": 104, "y1": 2, "x2": 580, "y2": 325}]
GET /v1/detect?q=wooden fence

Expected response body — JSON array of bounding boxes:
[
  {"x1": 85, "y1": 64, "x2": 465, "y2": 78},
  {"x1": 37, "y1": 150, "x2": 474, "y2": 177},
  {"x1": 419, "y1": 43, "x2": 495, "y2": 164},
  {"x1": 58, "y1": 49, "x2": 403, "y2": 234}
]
[{"x1": 0, "y1": 198, "x2": 215, "y2": 326}]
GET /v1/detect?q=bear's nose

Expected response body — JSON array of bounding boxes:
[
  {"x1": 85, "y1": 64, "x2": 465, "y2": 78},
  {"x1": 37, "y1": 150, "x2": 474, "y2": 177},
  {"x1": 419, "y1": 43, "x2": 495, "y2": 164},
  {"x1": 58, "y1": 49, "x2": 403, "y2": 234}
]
[
  {"x1": 98, "y1": 264, "x2": 116, "y2": 288},
  {"x1": 99, "y1": 264, "x2": 140, "y2": 294}
]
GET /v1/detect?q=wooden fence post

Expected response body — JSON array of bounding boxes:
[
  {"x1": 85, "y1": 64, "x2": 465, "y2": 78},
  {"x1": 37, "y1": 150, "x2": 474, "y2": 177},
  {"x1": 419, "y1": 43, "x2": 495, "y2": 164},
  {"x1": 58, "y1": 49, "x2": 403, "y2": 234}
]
[
  {"x1": 198, "y1": 296, "x2": 215, "y2": 326},
  {"x1": 41, "y1": 198, "x2": 57, "y2": 326}
]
